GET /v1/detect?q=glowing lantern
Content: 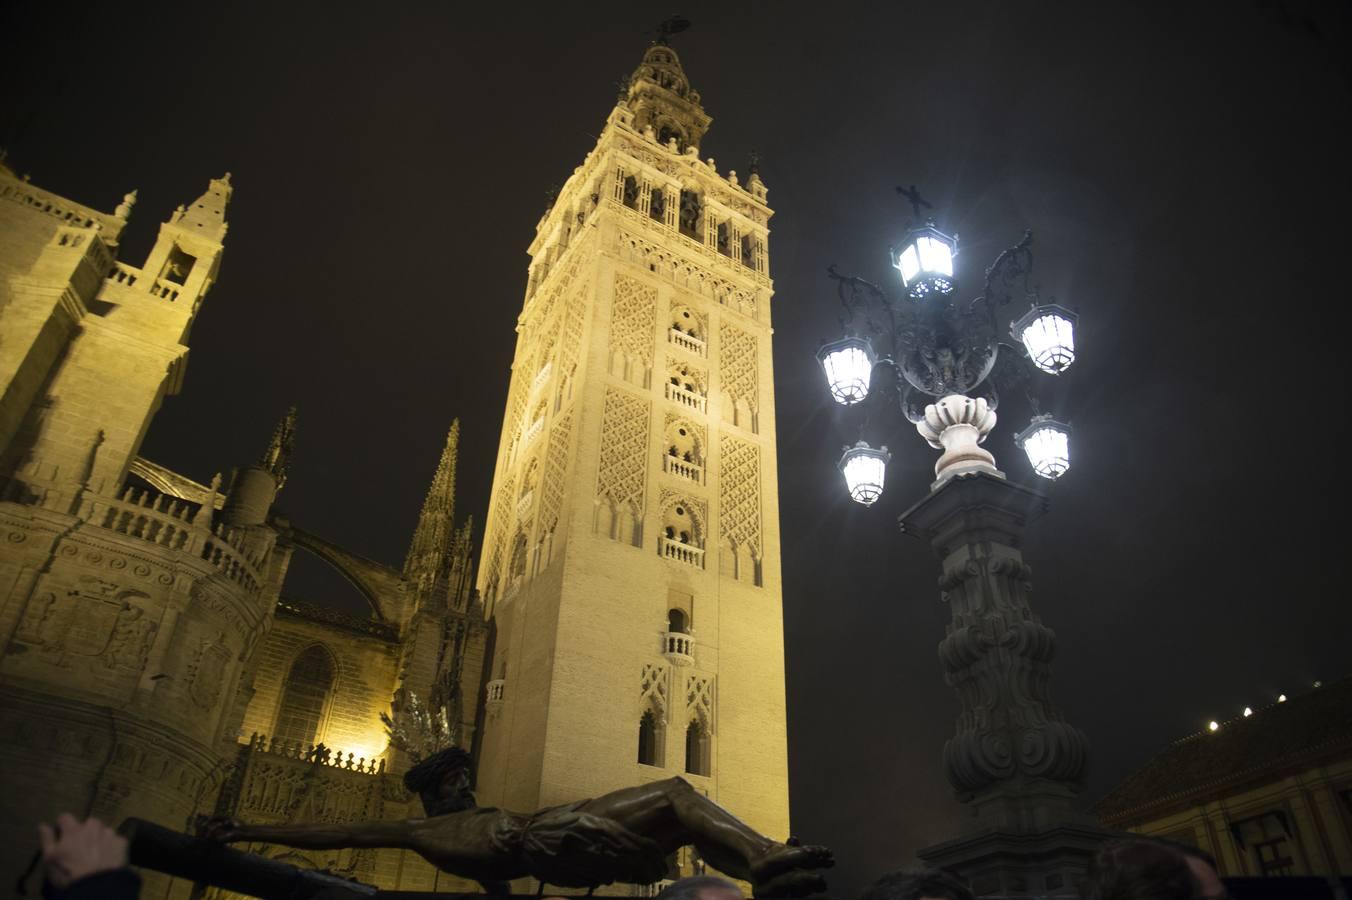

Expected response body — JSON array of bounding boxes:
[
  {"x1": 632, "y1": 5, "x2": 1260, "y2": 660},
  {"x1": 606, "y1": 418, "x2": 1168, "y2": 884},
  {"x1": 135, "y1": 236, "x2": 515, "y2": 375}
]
[
  {"x1": 816, "y1": 336, "x2": 876, "y2": 405},
  {"x1": 1014, "y1": 416, "x2": 1072, "y2": 480},
  {"x1": 1012, "y1": 303, "x2": 1078, "y2": 374},
  {"x1": 892, "y1": 223, "x2": 957, "y2": 299},
  {"x1": 838, "y1": 442, "x2": 891, "y2": 506}
]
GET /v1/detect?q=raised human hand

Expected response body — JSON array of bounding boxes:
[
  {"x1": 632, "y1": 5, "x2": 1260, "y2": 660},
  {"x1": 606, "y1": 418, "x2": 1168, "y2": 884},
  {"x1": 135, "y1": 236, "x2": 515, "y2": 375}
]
[
  {"x1": 37, "y1": 813, "x2": 129, "y2": 890},
  {"x1": 196, "y1": 815, "x2": 244, "y2": 843}
]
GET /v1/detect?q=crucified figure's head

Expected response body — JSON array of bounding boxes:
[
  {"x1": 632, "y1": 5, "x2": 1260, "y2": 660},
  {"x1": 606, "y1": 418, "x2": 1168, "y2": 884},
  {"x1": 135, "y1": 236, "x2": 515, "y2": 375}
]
[{"x1": 403, "y1": 747, "x2": 476, "y2": 816}]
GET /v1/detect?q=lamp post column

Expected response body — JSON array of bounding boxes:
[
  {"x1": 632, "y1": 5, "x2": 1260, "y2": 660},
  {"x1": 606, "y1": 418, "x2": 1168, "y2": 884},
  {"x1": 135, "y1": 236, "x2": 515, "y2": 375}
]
[{"x1": 899, "y1": 471, "x2": 1108, "y2": 898}]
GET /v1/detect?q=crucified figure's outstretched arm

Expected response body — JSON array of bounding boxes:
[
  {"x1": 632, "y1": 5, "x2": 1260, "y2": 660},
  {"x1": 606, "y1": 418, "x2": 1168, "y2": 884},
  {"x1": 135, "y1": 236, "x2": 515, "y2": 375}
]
[{"x1": 201, "y1": 817, "x2": 419, "y2": 852}]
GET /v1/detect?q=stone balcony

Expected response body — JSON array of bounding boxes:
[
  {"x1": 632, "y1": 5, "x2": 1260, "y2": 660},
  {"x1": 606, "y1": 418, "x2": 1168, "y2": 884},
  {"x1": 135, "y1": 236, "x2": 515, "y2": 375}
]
[
  {"x1": 224, "y1": 734, "x2": 385, "y2": 829},
  {"x1": 658, "y1": 536, "x2": 705, "y2": 569},
  {"x1": 665, "y1": 382, "x2": 707, "y2": 414},
  {"x1": 242, "y1": 732, "x2": 384, "y2": 775},
  {"x1": 79, "y1": 485, "x2": 267, "y2": 595},
  {"x1": 662, "y1": 454, "x2": 703, "y2": 484},
  {"x1": 150, "y1": 279, "x2": 182, "y2": 301},
  {"x1": 486, "y1": 679, "x2": 506, "y2": 716},
  {"x1": 669, "y1": 328, "x2": 706, "y2": 357},
  {"x1": 661, "y1": 631, "x2": 695, "y2": 666}
]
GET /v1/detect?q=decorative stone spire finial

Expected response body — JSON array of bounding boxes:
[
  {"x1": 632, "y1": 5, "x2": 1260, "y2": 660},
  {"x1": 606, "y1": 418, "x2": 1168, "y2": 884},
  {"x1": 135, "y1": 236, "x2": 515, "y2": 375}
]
[
  {"x1": 115, "y1": 190, "x2": 138, "y2": 220},
  {"x1": 259, "y1": 405, "x2": 297, "y2": 492},
  {"x1": 404, "y1": 420, "x2": 461, "y2": 597},
  {"x1": 173, "y1": 173, "x2": 233, "y2": 242},
  {"x1": 625, "y1": 38, "x2": 711, "y2": 151}
]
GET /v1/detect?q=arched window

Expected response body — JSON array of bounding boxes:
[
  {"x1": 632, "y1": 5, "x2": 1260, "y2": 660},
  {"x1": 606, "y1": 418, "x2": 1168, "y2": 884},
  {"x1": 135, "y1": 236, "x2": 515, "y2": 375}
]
[
  {"x1": 685, "y1": 718, "x2": 710, "y2": 776},
  {"x1": 679, "y1": 190, "x2": 702, "y2": 239},
  {"x1": 638, "y1": 710, "x2": 661, "y2": 767},
  {"x1": 649, "y1": 185, "x2": 666, "y2": 223},
  {"x1": 273, "y1": 646, "x2": 334, "y2": 749},
  {"x1": 657, "y1": 125, "x2": 686, "y2": 151},
  {"x1": 623, "y1": 175, "x2": 640, "y2": 210},
  {"x1": 668, "y1": 609, "x2": 688, "y2": 634}
]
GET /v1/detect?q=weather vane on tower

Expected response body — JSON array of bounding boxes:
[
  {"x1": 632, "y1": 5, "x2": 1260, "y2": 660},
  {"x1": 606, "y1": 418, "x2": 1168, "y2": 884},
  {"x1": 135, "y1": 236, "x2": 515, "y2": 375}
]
[{"x1": 653, "y1": 15, "x2": 692, "y2": 45}]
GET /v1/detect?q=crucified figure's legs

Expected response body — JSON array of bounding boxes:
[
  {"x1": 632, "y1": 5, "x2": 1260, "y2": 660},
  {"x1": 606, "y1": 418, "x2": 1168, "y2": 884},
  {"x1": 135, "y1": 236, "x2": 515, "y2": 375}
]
[{"x1": 577, "y1": 776, "x2": 831, "y2": 893}]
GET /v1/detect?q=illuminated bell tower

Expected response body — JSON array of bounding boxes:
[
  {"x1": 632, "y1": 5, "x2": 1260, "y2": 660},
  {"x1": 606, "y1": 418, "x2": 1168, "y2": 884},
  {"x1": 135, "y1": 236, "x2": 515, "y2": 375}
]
[{"x1": 475, "y1": 40, "x2": 788, "y2": 860}]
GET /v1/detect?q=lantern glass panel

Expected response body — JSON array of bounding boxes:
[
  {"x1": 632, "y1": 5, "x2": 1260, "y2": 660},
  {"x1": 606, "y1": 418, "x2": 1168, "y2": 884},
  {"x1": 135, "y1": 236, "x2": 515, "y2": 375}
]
[
  {"x1": 1018, "y1": 310, "x2": 1076, "y2": 374},
  {"x1": 898, "y1": 245, "x2": 921, "y2": 284},
  {"x1": 839, "y1": 444, "x2": 890, "y2": 505},
  {"x1": 917, "y1": 235, "x2": 954, "y2": 277},
  {"x1": 1018, "y1": 422, "x2": 1071, "y2": 479},
  {"x1": 818, "y1": 339, "x2": 875, "y2": 405}
]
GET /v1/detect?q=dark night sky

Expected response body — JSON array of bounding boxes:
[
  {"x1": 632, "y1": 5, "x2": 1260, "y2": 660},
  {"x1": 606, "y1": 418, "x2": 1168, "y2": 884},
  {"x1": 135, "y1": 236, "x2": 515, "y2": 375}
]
[{"x1": 4, "y1": 1, "x2": 1351, "y2": 893}]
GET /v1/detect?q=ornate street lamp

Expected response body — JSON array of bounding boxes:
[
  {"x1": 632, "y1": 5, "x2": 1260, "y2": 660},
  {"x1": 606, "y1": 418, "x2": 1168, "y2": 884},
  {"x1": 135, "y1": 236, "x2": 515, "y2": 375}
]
[
  {"x1": 816, "y1": 186, "x2": 1080, "y2": 491},
  {"x1": 891, "y1": 221, "x2": 958, "y2": 299},
  {"x1": 812, "y1": 186, "x2": 1105, "y2": 889},
  {"x1": 816, "y1": 335, "x2": 876, "y2": 405},
  {"x1": 838, "y1": 441, "x2": 890, "y2": 506},
  {"x1": 1011, "y1": 302, "x2": 1078, "y2": 374},
  {"x1": 1014, "y1": 415, "x2": 1072, "y2": 479}
]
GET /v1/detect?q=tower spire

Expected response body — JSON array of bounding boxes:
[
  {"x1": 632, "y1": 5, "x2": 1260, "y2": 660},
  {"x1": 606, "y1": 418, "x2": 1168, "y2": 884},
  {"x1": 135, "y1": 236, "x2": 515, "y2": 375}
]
[
  {"x1": 404, "y1": 420, "x2": 460, "y2": 598},
  {"x1": 259, "y1": 405, "x2": 297, "y2": 492},
  {"x1": 621, "y1": 39, "x2": 711, "y2": 152},
  {"x1": 172, "y1": 172, "x2": 232, "y2": 242}
]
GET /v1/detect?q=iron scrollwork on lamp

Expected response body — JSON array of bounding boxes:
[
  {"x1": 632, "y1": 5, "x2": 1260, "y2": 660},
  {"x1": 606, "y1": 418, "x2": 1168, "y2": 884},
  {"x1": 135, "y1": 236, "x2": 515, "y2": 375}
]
[{"x1": 816, "y1": 186, "x2": 1080, "y2": 499}]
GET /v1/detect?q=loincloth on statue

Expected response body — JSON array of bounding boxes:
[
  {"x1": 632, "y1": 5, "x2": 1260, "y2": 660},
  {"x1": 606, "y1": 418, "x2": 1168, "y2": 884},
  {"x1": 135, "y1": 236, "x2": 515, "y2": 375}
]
[{"x1": 490, "y1": 798, "x2": 668, "y2": 888}]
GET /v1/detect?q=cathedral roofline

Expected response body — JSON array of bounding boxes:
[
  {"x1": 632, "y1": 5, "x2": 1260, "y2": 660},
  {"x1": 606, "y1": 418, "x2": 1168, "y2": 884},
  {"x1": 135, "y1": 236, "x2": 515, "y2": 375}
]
[{"x1": 0, "y1": 165, "x2": 128, "y2": 241}]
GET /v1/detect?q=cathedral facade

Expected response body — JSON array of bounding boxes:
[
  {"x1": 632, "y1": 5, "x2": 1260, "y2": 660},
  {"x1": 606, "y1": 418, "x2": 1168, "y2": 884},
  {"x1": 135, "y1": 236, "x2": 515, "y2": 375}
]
[
  {"x1": 0, "y1": 37, "x2": 789, "y2": 896},
  {"x1": 474, "y1": 41, "x2": 790, "y2": 869},
  {"x1": 0, "y1": 164, "x2": 487, "y2": 895}
]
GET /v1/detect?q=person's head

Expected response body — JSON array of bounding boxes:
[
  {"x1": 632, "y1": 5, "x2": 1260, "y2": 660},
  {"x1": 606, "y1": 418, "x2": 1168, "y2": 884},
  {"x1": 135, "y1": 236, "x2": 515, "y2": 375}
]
[
  {"x1": 1083, "y1": 839, "x2": 1206, "y2": 900},
  {"x1": 1141, "y1": 838, "x2": 1226, "y2": 900},
  {"x1": 654, "y1": 875, "x2": 744, "y2": 900},
  {"x1": 402, "y1": 747, "x2": 475, "y2": 816},
  {"x1": 859, "y1": 868, "x2": 974, "y2": 900}
]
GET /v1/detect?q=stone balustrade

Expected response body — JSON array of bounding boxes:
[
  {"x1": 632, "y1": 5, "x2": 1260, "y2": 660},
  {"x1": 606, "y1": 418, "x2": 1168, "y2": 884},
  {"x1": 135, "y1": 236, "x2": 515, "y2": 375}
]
[
  {"x1": 84, "y1": 485, "x2": 200, "y2": 552},
  {"x1": 661, "y1": 631, "x2": 695, "y2": 665},
  {"x1": 669, "y1": 328, "x2": 706, "y2": 356},
  {"x1": 201, "y1": 521, "x2": 266, "y2": 594},
  {"x1": 516, "y1": 490, "x2": 535, "y2": 520},
  {"x1": 225, "y1": 734, "x2": 385, "y2": 828},
  {"x1": 0, "y1": 180, "x2": 105, "y2": 229},
  {"x1": 150, "y1": 279, "x2": 181, "y2": 301},
  {"x1": 244, "y1": 733, "x2": 384, "y2": 774},
  {"x1": 658, "y1": 536, "x2": 705, "y2": 569},
  {"x1": 665, "y1": 382, "x2": 707, "y2": 414},
  {"x1": 532, "y1": 361, "x2": 553, "y2": 391},
  {"x1": 486, "y1": 679, "x2": 506, "y2": 704},
  {"x1": 81, "y1": 485, "x2": 269, "y2": 593},
  {"x1": 107, "y1": 261, "x2": 142, "y2": 288},
  {"x1": 662, "y1": 455, "x2": 703, "y2": 484}
]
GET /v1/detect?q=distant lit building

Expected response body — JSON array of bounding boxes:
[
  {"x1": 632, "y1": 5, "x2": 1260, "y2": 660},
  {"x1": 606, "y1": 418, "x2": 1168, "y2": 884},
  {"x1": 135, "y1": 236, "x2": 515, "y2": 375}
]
[{"x1": 1096, "y1": 677, "x2": 1352, "y2": 881}]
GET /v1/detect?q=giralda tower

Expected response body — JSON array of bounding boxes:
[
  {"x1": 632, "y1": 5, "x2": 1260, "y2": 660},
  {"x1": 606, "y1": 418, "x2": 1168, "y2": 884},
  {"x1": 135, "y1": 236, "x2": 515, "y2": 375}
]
[{"x1": 475, "y1": 40, "x2": 789, "y2": 870}]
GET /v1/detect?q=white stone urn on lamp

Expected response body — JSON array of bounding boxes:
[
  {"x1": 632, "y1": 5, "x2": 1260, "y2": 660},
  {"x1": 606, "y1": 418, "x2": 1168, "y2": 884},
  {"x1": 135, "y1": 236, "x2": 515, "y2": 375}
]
[{"x1": 916, "y1": 394, "x2": 1004, "y2": 486}]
